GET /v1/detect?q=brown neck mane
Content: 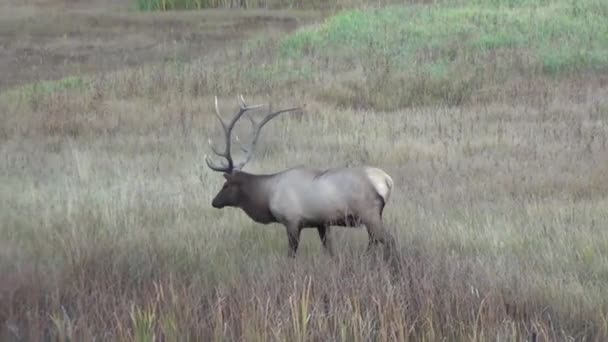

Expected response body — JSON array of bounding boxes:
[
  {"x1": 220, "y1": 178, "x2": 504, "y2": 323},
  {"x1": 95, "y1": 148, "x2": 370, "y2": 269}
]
[{"x1": 235, "y1": 171, "x2": 277, "y2": 224}]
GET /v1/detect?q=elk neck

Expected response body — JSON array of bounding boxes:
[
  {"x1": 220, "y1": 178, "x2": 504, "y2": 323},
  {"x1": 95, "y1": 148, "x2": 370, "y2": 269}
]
[{"x1": 235, "y1": 171, "x2": 277, "y2": 224}]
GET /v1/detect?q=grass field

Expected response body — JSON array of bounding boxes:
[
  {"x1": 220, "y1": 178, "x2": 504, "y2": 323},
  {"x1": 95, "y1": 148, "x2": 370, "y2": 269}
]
[{"x1": 1, "y1": 0, "x2": 608, "y2": 341}]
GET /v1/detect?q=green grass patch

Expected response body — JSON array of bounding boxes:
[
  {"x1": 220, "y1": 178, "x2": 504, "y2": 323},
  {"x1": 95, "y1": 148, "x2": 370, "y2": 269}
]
[
  {"x1": 0, "y1": 76, "x2": 90, "y2": 110},
  {"x1": 24, "y1": 76, "x2": 89, "y2": 96},
  {"x1": 5, "y1": 76, "x2": 89, "y2": 98},
  {"x1": 262, "y1": 0, "x2": 608, "y2": 108},
  {"x1": 281, "y1": 1, "x2": 608, "y2": 73}
]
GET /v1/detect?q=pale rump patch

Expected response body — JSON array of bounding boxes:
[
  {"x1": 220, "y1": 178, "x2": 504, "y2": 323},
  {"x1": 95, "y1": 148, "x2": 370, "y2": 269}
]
[{"x1": 364, "y1": 167, "x2": 393, "y2": 203}]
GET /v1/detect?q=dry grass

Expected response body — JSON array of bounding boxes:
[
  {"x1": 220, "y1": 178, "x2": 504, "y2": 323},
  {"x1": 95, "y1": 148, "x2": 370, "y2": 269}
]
[
  {"x1": 134, "y1": 0, "x2": 403, "y2": 11},
  {"x1": 0, "y1": 0, "x2": 315, "y2": 91},
  {"x1": 1, "y1": 0, "x2": 608, "y2": 341}
]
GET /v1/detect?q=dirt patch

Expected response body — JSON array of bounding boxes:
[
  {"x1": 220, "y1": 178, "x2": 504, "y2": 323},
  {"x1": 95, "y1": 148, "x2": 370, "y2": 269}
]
[{"x1": 0, "y1": 1, "x2": 316, "y2": 91}]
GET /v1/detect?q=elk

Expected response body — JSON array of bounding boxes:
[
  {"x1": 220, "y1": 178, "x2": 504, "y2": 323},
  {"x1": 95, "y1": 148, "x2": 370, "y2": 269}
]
[{"x1": 205, "y1": 95, "x2": 397, "y2": 260}]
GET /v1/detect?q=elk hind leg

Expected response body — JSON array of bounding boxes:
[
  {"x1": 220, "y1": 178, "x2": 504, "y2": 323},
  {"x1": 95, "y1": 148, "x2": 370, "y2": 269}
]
[
  {"x1": 362, "y1": 213, "x2": 396, "y2": 261},
  {"x1": 367, "y1": 237, "x2": 380, "y2": 252}
]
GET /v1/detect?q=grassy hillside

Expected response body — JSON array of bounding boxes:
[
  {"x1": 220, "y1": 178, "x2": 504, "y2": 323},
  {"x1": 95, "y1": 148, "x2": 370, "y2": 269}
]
[
  {"x1": 127, "y1": 0, "x2": 608, "y2": 111},
  {"x1": 274, "y1": 0, "x2": 608, "y2": 108},
  {"x1": 281, "y1": 1, "x2": 608, "y2": 74},
  {"x1": 1, "y1": 0, "x2": 608, "y2": 341}
]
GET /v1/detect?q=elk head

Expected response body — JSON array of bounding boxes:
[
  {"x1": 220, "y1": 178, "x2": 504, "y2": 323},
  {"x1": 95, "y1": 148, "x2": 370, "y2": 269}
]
[
  {"x1": 210, "y1": 172, "x2": 242, "y2": 208},
  {"x1": 205, "y1": 95, "x2": 302, "y2": 209}
]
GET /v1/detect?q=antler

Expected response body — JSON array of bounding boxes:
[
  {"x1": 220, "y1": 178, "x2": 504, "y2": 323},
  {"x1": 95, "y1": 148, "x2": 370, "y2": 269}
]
[{"x1": 206, "y1": 94, "x2": 302, "y2": 173}]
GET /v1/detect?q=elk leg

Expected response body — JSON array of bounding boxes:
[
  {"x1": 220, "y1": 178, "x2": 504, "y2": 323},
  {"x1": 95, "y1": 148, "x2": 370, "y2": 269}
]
[
  {"x1": 366, "y1": 237, "x2": 380, "y2": 252},
  {"x1": 363, "y1": 214, "x2": 396, "y2": 261},
  {"x1": 286, "y1": 223, "x2": 301, "y2": 258},
  {"x1": 316, "y1": 225, "x2": 334, "y2": 257}
]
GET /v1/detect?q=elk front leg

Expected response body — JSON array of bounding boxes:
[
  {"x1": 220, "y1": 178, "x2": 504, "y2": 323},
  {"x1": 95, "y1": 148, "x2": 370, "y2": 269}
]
[
  {"x1": 316, "y1": 225, "x2": 334, "y2": 257},
  {"x1": 286, "y1": 223, "x2": 301, "y2": 258}
]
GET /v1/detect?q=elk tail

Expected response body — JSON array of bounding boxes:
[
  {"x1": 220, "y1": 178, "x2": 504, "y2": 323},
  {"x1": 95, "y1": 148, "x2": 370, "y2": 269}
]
[
  {"x1": 383, "y1": 174, "x2": 393, "y2": 204},
  {"x1": 365, "y1": 167, "x2": 393, "y2": 206}
]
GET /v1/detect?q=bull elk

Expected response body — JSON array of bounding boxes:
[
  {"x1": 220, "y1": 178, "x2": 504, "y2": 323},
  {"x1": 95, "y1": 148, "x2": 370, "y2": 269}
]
[{"x1": 205, "y1": 95, "x2": 397, "y2": 260}]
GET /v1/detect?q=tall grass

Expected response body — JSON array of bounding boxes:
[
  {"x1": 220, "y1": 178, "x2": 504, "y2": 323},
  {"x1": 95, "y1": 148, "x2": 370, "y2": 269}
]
[
  {"x1": 2, "y1": 80, "x2": 607, "y2": 339},
  {"x1": 136, "y1": 0, "x2": 245, "y2": 10},
  {"x1": 2, "y1": 0, "x2": 608, "y2": 340},
  {"x1": 135, "y1": 0, "x2": 374, "y2": 10}
]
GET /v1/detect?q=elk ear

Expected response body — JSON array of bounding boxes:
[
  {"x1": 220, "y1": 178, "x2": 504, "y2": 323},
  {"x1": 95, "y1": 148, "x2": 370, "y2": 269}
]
[
  {"x1": 223, "y1": 171, "x2": 243, "y2": 184},
  {"x1": 223, "y1": 172, "x2": 240, "y2": 183}
]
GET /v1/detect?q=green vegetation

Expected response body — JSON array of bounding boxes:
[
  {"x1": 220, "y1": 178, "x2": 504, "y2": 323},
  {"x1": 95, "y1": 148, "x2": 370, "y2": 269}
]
[
  {"x1": 2, "y1": 76, "x2": 90, "y2": 110},
  {"x1": 281, "y1": 1, "x2": 608, "y2": 71},
  {"x1": 17, "y1": 76, "x2": 88, "y2": 97},
  {"x1": 106, "y1": 0, "x2": 608, "y2": 109},
  {"x1": 268, "y1": 0, "x2": 608, "y2": 108}
]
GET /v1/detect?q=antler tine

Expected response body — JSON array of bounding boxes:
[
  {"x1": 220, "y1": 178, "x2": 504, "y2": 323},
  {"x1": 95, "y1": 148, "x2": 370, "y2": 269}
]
[
  {"x1": 237, "y1": 94, "x2": 264, "y2": 111},
  {"x1": 205, "y1": 155, "x2": 230, "y2": 172},
  {"x1": 238, "y1": 94, "x2": 247, "y2": 108},
  {"x1": 233, "y1": 104, "x2": 303, "y2": 170},
  {"x1": 206, "y1": 94, "x2": 268, "y2": 173},
  {"x1": 257, "y1": 107, "x2": 303, "y2": 131},
  {"x1": 205, "y1": 96, "x2": 234, "y2": 172},
  {"x1": 213, "y1": 96, "x2": 225, "y2": 125}
]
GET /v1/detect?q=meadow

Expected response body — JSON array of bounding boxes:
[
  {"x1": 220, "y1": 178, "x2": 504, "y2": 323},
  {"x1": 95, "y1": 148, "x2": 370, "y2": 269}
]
[{"x1": 1, "y1": 0, "x2": 608, "y2": 340}]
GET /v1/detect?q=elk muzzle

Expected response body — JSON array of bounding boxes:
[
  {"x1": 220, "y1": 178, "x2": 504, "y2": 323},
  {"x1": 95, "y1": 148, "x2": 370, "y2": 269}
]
[{"x1": 211, "y1": 196, "x2": 224, "y2": 208}]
